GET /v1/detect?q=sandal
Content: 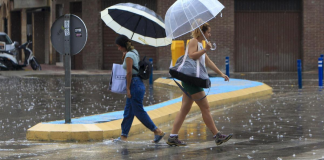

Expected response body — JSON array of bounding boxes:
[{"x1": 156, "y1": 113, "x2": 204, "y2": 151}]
[
  {"x1": 152, "y1": 132, "x2": 166, "y2": 143},
  {"x1": 112, "y1": 137, "x2": 126, "y2": 143}
]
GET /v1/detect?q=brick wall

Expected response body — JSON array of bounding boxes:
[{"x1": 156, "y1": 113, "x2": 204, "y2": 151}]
[
  {"x1": 81, "y1": 0, "x2": 102, "y2": 70},
  {"x1": 50, "y1": 0, "x2": 324, "y2": 72},
  {"x1": 303, "y1": 0, "x2": 324, "y2": 71},
  {"x1": 156, "y1": 0, "x2": 235, "y2": 72},
  {"x1": 210, "y1": 0, "x2": 235, "y2": 73}
]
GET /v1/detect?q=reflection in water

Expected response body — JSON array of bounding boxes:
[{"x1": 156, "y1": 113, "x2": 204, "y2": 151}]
[
  {"x1": 0, "y1": 74, "x2": 324, "y2": 159},
  {"x1": 0, "y1": 76, "x2": 182, "y2": 141}
]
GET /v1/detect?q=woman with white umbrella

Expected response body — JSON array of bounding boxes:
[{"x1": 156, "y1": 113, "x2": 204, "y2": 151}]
[
  {"x1": 167, "y1": 23, "x2": 232, "y2": 146},
  {"x1": 164, "y1": 0, "x2": 232, "y2": 146}
]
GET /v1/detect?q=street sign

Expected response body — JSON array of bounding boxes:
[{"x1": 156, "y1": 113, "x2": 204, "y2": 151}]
[
  {"x1": 50, "y1": 14, "x2": 87, "y2": 123},
  {"x1": 51, "y1": 14, "x2": 87, "y2": 55}
]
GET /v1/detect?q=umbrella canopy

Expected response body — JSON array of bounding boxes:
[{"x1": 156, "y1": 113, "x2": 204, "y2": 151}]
[
  {"x1": 101, "y1": 3, "x2": 172, "y2": 47},
  {"x1": 165, "y1": 0, "x2": 224, "y2": 41}
]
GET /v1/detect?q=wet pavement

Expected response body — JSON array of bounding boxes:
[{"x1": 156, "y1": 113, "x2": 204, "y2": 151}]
[
  {"x1": 1, "y1": 68, "x2": 324, "y2": 159},
  {"x1": 0, "y1": 75, "x2": 182, "y2": 141}
]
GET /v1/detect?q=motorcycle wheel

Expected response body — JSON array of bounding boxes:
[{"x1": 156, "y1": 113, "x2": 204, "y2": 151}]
[
  {"x1": 0, "y1": 66, "x2": 8, "y2": 71},
  {"x1": 30, "y1": 58, "x2": 41, "y2": 71},
  {"x1": 0, "y1": 61, "x2": 7, "y2": 71},
  {"x1": 30, "y1": 59, "x2": 38, "y2": 70},
  {"x1": 3, "y1": 59, "x2": 14, "y2": 70},
  {"x1": 35, "y1": 58, "x2": 41, "y2": 70}
]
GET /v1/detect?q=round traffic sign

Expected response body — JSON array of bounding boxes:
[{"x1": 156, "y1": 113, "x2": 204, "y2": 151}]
[{"x1": 51, "y1": 14, "x2": 87, "y2": 55}]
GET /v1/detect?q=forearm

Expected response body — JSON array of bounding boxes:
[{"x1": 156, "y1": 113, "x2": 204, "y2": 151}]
[
  {"x1": 126, "y1": 72, "x2": 132, "y2": 90},
  {"x1": 207, "y1": 61, "x2": 224, "y2": 76},
  {"x1": 125, "y1": 57, "x2": 133, "y2": 90}
]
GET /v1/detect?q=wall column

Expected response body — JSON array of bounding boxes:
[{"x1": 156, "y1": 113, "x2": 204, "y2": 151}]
[
  {"x1": 21, "y1": 8, "x2": 27, "y2": 62},
  {"x1": 32, "y1": 12, "x2": 45, "y2": 64},
  {"x1": 49, "y1": 0, "x2": 56, "y2": 64}
]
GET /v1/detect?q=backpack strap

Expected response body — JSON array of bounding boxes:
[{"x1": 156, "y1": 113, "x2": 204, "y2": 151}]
[
  {"x1": 132, "y1": 65, "x2": 139, "y2": 72},
  {"x1": 173, "y1": 79, "x2": 210, "y2": 101},
  {"x1": 129, "y1": 50, "x2": 139, "y2": 71}
]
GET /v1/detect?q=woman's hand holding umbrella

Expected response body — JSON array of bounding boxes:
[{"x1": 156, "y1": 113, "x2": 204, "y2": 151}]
[{"x1": 205, "y1": 42, "x2": 212, "y2": 51}]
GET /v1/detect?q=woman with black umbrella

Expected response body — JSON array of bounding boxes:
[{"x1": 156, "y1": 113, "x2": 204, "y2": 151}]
[{"x1": 113, "y1": 35, "x2": 165, "y2": 143}]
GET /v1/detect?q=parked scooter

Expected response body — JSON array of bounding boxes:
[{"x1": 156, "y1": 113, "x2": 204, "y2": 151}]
[
  {"x1": 19, "y1": 41, "x2": 41, "y2": 70},
  {"x1": 0, "y1": 41, "x2": 41, "y2": 71}
]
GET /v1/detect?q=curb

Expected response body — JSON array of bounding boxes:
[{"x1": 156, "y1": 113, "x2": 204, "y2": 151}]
[{"x1": 26, "y1": 78, "x2": 272, "y2": 142}]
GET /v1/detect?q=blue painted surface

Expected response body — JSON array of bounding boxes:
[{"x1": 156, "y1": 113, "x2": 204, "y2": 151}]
[
  {"x1": 46, "y1": 77, "x2": 263, "y2": 124},
  {"x1": 297, "y1": 59, "x2": 302, "y2": 89}
]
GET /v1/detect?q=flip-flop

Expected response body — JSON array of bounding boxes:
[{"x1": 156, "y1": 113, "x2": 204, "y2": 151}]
[
  {"x1": 112, "y1": 137, "x2": 126, "y2": 143},
  {"x1": 153, "y1": 132, "x2": 166, "y2": 143}
]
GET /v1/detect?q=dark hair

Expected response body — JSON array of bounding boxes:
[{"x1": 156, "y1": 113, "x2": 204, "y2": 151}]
[{"x1": 115, "y1": 35, "x2": 134, "y2": 51}]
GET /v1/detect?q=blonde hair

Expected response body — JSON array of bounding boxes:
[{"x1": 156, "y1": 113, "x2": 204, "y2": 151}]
[
  {"x1": 126, "y1": 41, "x2": 134, "y2": 51},
  {"x1": 122, "y1": 41, "x2": 135, "y2": 61},
  {"x1": 191, "y1": 23, "x2": 210, "y2": 38}
]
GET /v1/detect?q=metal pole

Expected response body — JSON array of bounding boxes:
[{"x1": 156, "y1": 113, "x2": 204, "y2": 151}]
[
  {"x1": 297, "y1": 59, "x2": 302, "y2": 89},
  {"x1": 149, "y1": 58, "x2": 153, "y2": 85},
  {"x1": 64, "y1": 14, "x2": 71, "y2": 123},
  {"x1": 319, "y1": 57, "x2": 323, "y2": 88},
  {"x1": 225, "y1": 56, "x2": 230, "y2": 77},
  {"x1": 321, "y1": 54, "x2": 324, "y2": 80}
]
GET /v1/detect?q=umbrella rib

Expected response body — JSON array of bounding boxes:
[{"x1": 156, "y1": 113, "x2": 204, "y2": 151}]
[
  {"x1": 151, "y1": 19, "x2": 157, "y2": 45},
  {"x1": 111, "y1": 9, "x2": 139, "y2": 37},
  {"x1": 120, "y1": 11, "x2": 138, "y2": 30},
  {"x1": 187, "y1": 0, "x2": 209, "y2": 42},
  {"x1": 131, "y1": 16, "x2": 143, "y2": 40},
  {"x1": 170, "y1": 5, "x2": 177, "y2": 38},
  {"x1": 144, "y1": 17, "x2": 148, "y2": 40},
  {"x1": 152, "y1": 19, "x2": 157, "y2": 38},
  {"x1": 188, "y1": 0, "x2": 200, "y2": 27},
  {"x1": 169, "y1": 4, "x2": 177, "y2": 38},
  {"x1": 180, "y1": 0, "x2": 194, "y2": 31}
]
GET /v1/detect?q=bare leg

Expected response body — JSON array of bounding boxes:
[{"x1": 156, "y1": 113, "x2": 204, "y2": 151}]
[
  {"x1": 153, "y1": 128, "x2": 164, "y2": 135},
  {"x1": 171, "y1": 93, "x2": 194, "y2": 134},
  {"x1": 192, "y1": 91, "x2": 219, "y2": 135}
]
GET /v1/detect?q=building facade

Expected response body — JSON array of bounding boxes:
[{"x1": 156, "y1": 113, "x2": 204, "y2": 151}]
[{"x1": 0, "y1": 0, "x2": 323, "y2": 72}]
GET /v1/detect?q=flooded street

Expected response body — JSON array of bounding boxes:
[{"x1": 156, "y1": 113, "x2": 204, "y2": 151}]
[
  {"x1": 0, "y1": 75, "x2": 182, "y2": 141},
  {"x1": 1, "y1": 73, "x2": 324, "y2": 159}
]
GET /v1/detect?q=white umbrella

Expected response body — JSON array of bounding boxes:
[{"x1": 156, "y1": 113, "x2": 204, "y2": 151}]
[
  {"x1": 101, "y1": 3, "x2": 172, "y2": 47},
  {"x1": 165, "y1": 0, "x2": 224, "y2": 50}
]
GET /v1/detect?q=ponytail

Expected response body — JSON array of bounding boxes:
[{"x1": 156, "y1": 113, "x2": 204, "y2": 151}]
[{"x1": 126, "y1": 41, "x2": 134, "y2": 51}]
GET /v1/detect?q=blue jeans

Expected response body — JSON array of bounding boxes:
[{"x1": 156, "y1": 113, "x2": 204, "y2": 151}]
[{"x1": 121, "y1": 77, "x2": 157, "y2": 137}]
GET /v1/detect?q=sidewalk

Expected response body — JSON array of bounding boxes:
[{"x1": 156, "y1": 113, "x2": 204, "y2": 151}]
[
  {"x1": 0, "y1": 64, "x2": 173, "y2": 77},
  {"x1": 1, "y1": 63, "x2": 319, "y2": 77},
  {"x1": 26, "y1": 77, "x2": 272, "y2": 141}
]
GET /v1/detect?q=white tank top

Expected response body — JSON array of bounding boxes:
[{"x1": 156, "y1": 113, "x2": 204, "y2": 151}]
[
  {"x1": 197, "y1": 42, "x2": 206, "y2": 67},
  {"x1": 177, "y1": 41, "x2": 206, "y2": 78}
]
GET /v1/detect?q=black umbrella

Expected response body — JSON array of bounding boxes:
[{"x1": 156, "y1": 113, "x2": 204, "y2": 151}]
[{"x1": 101, "y1": 3, "x2": 172, "y2": 47}]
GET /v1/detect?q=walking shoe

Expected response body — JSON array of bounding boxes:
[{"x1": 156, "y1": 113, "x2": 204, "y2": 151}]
[
  {"x1": 152, "y1": 132, "x2": 166, "y2": 143},
  {"x1": 166, "y1": 136, "x2": 186, "y2": 146},
  {"x1": 112, "y1": 137, "x2": 126, "y2": 144},
  {"x1": 214, "y1": 132, "x2": 233, "y2": 145}
]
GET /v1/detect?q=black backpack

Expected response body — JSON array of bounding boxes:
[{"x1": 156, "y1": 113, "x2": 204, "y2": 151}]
[{"x1": 131, "y1": 51, "x2": 152, "y2": 80}]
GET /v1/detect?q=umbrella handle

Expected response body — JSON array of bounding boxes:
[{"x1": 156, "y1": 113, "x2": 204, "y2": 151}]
[
  {"x1": 199, "y1": 27, "x2": 217, "y2": 50},
  {"x1": 210, "y1": 42, "x2": 217, "y2": 51}
]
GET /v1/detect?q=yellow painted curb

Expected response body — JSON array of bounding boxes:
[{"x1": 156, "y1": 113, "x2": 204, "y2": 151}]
[{"x1": 26, "y1": 78, "x2": 272, "y2": 142}]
